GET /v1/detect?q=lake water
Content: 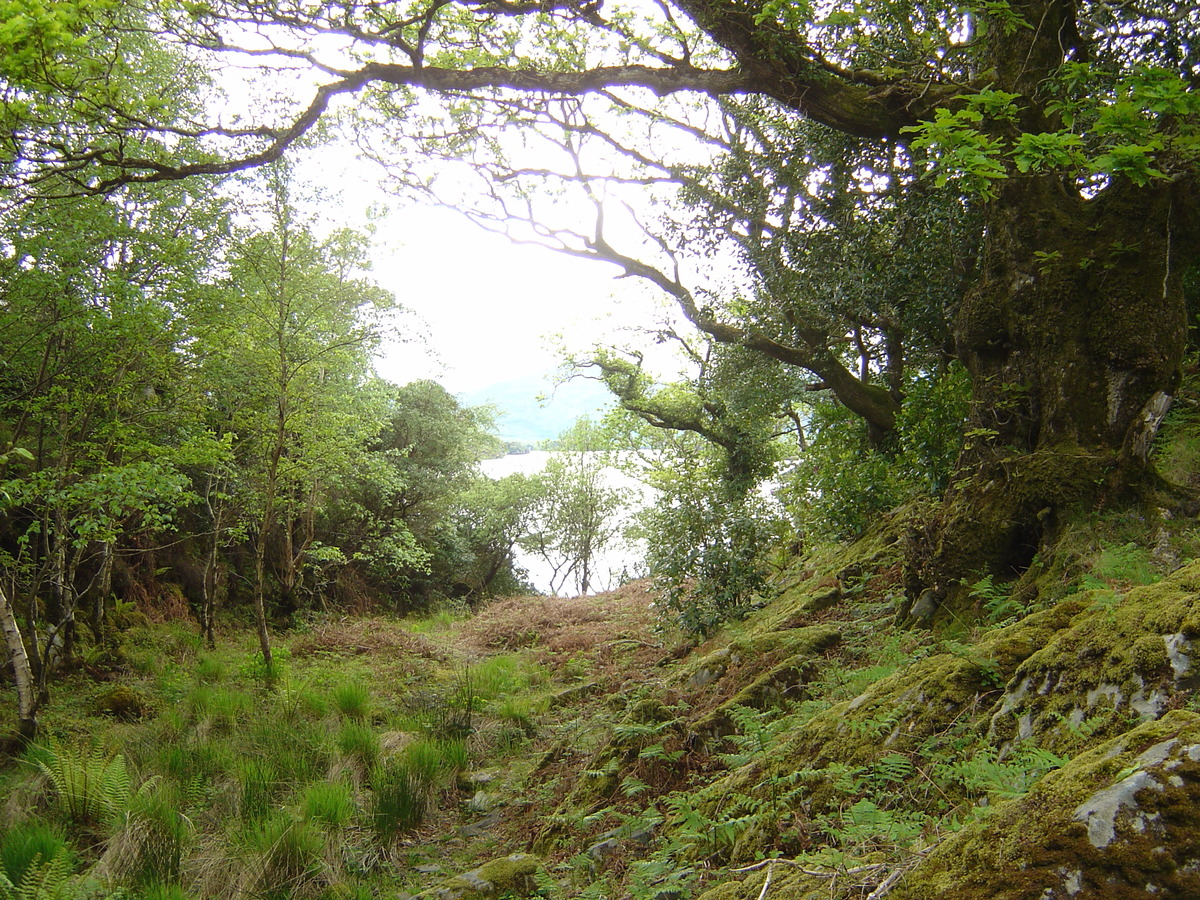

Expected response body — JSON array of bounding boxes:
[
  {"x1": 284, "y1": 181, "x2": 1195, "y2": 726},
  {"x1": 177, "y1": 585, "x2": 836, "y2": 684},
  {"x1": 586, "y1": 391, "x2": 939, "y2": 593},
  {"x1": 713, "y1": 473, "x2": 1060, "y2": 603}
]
[{"x1": 480, "y1": 451, "x2": 651, "y2": 596}]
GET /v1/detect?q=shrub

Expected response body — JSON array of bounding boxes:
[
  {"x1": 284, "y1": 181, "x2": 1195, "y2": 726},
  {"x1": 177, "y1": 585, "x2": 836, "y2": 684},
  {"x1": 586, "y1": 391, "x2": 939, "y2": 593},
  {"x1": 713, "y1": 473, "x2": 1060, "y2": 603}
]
[{"x1": 642, "y1": 482, "x2": 782, "y2": 635}]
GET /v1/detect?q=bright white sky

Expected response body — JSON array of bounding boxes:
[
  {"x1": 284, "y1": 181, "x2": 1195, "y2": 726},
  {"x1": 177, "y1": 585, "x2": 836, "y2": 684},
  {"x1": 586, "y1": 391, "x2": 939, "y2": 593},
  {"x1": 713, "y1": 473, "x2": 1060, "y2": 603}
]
[
  {"x1": 220, "y1": 31, "x2": 703, "y2": 398},
  {"x1": 369, "y1": 202, "x2": 656, "y2": 394},
  {"x1": 300, "y1": 146, "x2": 685, "y2": 396}
]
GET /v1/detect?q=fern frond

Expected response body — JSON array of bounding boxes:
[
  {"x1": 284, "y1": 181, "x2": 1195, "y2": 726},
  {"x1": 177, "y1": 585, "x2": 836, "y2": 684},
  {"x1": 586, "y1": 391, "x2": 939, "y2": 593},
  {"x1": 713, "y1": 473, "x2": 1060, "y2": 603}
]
[
  {"x1": 6, "y1": 853, "x2": 77, "y2": 900},
  {"x1": 35, "y1": 741, "x2": 130, "y2": 826}
]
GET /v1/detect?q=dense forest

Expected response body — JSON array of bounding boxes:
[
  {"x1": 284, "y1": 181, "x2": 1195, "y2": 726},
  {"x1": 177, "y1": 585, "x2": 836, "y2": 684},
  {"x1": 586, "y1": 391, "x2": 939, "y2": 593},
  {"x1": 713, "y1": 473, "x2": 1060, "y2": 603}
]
[{"x1": 3, "y1": 0, "x2": 1200, "y2": 898}]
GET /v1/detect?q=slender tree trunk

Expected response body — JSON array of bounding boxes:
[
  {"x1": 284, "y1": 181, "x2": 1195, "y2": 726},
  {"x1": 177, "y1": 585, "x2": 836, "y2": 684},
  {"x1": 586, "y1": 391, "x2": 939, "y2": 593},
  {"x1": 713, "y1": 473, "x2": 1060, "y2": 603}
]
[
  {"x1": 200, "y1": 477, "x2": 223, "y2": 648},
  {"x1": 0, "y1": 582, "x2": 38, "y2": 742},
  {"x1": 252, "y1": 542, "x2": 274, "y2": 668},
  {"x1": 905, "y1": 175, "x2": 1199, "y2": 612},
  {"x1": 91, "y1": 541, "x2": 113, "y2": 637}
]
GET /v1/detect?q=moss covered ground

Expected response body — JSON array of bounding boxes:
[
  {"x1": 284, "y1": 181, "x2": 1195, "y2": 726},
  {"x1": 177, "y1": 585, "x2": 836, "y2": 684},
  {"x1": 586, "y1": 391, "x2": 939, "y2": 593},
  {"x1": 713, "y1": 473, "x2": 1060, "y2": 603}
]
[{"x1": 4, "y1": 517, "x2": 1200, "y2": 900}]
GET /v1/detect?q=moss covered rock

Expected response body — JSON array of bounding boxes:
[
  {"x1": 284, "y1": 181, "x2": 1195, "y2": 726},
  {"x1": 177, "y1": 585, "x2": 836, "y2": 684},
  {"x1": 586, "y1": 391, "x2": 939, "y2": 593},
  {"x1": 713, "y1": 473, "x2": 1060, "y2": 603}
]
[
  {"x1": 418, "y1": 853, "x2": 542, "y2": 900},
  {"x1": 92, "y1": 684, "x2": 154, "y2": 720},
  {"x1": 895, "y1": 710, "x2": 1200, "y2": 899},
  {"x1": 989, "y1": 563, "x2": 1200, "y2": 754}
]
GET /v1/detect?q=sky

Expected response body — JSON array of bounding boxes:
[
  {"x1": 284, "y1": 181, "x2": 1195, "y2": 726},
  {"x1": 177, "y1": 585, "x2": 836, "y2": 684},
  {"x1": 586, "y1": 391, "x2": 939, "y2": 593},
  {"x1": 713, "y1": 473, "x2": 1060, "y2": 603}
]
[
  {"x1": 294, "y1": 142, "x2": 690, "y2": 399},
  {"x1": 215, "y1": 12, "x2": 706, "y2": 400},
  {"x1": 369, "y1": 204, "x2": 650, "y2": 394}
]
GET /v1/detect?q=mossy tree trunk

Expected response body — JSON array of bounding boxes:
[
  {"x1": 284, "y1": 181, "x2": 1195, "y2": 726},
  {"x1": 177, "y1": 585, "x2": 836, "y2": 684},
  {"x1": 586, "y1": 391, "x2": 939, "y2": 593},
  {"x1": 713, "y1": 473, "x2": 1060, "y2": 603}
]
[{"x1": 905, "y1": 173, "x2": 1200, "y2": 609}]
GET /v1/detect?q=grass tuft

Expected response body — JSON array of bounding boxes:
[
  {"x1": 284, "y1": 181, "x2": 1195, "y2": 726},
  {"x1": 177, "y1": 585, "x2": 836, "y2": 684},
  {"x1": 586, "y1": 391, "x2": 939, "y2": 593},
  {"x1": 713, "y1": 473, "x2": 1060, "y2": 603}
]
[
  {"x1": 300, "y1": 782, "x2": 356, "y2": 830},
  {"x1": 0, "y1": 821, "x2": 73, "y2": 887},
  {"x1": 330, "y1": 682, "x2": 372, "y2": 722}
]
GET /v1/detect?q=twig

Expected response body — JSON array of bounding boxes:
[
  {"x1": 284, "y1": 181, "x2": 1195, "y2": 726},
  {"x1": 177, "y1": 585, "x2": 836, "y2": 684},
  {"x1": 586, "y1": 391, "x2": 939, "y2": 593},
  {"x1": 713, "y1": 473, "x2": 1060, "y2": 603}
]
[
  {"x1": 755, "y1": 861, "x2": 773, "y2": 900},
  {"x1": 865, "y1": 866, "x2": 907, "y2": 899},
  {"x1": 732, "y1": 859, "x2": 886, "y2": 878}
]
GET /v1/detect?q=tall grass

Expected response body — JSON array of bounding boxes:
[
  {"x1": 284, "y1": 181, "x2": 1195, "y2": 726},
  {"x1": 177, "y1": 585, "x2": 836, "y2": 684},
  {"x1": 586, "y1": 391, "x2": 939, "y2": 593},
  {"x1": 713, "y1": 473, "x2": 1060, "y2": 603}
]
[
  {"x1": 330, "y1": 682, "x2": 371, "y2": 721},
  {"x1": 300, "y1": 782, "x2": 356, "y2": 830},
  {"x1": 105, "y1": 781, "x2": 193, "y2": 887},
  {"x1": 237, "y1": 758, "x2": 281, "y2": 823},
  {"x1": 369, "y1": 737, "x2": 470, "y2": 840},
  {"x1": 240, "y1": 812, "x2": 328, "y2": 900},
  {"x1": 370, "y1": 759, "x2": 428, "y2": 839},
  {"x1": 336, "y1": 721, "x2": 380, "y2": 771}
]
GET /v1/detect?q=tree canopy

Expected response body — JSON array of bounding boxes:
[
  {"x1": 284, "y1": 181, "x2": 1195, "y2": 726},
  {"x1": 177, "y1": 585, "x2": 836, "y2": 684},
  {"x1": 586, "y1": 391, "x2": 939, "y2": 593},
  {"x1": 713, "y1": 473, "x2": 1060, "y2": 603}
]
[{"x1": 3, "y1": 0, "x2": 1200, "y2": 616}]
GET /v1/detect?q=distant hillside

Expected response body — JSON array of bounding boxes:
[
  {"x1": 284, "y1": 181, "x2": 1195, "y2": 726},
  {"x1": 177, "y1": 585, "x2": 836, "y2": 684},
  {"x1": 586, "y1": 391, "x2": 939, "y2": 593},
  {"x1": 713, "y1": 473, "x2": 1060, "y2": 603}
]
[{"x1": 461, "y1": 373, "x2": 613, "y2": 444}]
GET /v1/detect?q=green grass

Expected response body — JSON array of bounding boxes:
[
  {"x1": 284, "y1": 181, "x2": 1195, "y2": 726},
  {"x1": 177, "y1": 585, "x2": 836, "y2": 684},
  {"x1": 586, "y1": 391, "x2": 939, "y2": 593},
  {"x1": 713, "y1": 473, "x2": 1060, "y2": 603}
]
[
  {"x1": 195, "y1": 654, "x2": 225, "y2": 683},
  {"x1": 236, "y1": 758, "x2": 282, "y2": 823},
  {"x1": 241, "y1": 811, "x2": 328, "y2": 900},
  {"x1": 0, "y1": 822, "x2": 73, "y2": 887},
  {"x1": 336, "y1": 720, "x2": 381, "y2": 771},
  {"x1": 300, "y1": 782, "x2": 357, "y2": 830},
  {"x1": 371, "y1": 759, "x2": 428, "y2": 838},
  {"x1": 330, "y1": 681, "x2": 372, "y2": 721}
]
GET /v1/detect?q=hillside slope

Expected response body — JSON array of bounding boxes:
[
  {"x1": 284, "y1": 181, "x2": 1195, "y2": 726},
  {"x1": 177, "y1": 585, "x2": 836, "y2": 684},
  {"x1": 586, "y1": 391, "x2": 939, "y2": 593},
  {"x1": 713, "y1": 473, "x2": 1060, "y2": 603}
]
[{"x1": 3, "y1": 519, "x2": 1200, "y2": 899}]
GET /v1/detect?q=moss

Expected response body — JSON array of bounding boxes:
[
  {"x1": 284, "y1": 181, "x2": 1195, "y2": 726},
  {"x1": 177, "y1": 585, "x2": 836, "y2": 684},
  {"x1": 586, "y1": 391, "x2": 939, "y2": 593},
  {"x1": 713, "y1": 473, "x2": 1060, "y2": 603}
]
[
  {"x1": 988, "y1": 563, "x2": 1200, "y2": 753},
  {"x1": 420, "y1": 853, "x2": 542, "y2": 900},
  {"x1": 894, "y1": 711, "x2": 1200, "y2": 900},
  {"x1": 92, "y1": 684, "x2": 154, "y2": 720},
  {"x1": 682, "y1": 601, "x2": 1083, "y2": 852}
]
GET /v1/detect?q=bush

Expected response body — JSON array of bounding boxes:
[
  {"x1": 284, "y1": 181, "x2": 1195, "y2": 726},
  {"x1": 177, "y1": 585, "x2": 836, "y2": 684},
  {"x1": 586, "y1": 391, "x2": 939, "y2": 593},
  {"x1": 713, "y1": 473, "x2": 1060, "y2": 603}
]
[
  {"x1": 641, "y1": 478, "x2": 783, "y2": 635},
  {"x1": 783, "y1": 367, "x2": 968, "y2": 539}
]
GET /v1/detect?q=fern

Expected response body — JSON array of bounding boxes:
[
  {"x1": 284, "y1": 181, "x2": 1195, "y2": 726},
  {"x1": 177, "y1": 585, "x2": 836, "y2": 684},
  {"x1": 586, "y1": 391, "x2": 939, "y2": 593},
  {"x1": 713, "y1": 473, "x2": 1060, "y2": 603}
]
[
  {"x1": 0, "y1": 854, "x2": 79, "y2": 900},
  {"x1": 621, "y1": 775, "x2": 650, "y2": 797},
  {"x1": 33, "y1": 742, "x2": 131, "y2": 827}
]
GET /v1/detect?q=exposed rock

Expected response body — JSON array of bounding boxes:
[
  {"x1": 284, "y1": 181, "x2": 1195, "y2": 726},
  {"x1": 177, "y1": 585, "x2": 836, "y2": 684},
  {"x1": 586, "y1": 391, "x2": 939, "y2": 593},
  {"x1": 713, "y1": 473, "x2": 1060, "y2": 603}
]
[
  {"x1": 467, "y1": 790, "x2": 501, "y2": 812},
  {"x1": 688, "y1": 647, "x2": 735, "y2": 689},
  {"x1": 893, "y1": 711, "x2": 1200, "y2": 899},
  {"x1": 586, "y1": 837, "x2": 620, "y2": 862},
  {"x1": 987, "y1": 565, "x2": 1200, "y2": 754}
]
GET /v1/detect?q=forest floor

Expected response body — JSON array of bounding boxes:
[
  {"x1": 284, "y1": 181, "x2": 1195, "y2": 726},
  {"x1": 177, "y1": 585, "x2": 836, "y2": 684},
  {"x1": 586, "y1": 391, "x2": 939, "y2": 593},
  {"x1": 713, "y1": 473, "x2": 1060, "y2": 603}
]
[{"x1": 5, "y1": 512, "x2": 1200, "y2": 900}]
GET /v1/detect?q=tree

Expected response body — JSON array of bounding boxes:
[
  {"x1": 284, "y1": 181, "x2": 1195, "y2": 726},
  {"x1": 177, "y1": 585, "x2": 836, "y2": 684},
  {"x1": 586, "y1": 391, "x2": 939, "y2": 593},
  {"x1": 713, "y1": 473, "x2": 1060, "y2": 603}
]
[
  {"x1": 453, "y1": 472, "x2": 547, "y2": 598},
  {"x1": 522, "y1": 418, "x2": 628, "y2": 595},
  {"x1": 191, "y1": 162, "x2": 401, "y2": 665},
  {"x1": 0, "y1": 443, "x2": 36, "y2": 741},
  {"x1": 325, "y1": 380, "x2": 503, "y2": 608},
  {"x1": 0, "y1": 177, "x2": 225, "y2": 711},
  {"x1": 5, "y1": 0, "x2": 1199, "y2": 612}
]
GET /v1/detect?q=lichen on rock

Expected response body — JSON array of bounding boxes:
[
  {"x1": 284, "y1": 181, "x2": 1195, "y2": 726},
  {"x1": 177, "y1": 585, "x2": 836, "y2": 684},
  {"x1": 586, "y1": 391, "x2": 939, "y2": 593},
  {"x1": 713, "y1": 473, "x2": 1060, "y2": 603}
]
[
  {"x1": 893, "y1": 711, "x2": 1200, "y2": 899},
  {"x1": 988, "y1": 562, "x2": 1200, "y2": 754},
  {"x1": 417, "y1": 853, "x2": 543, "y2": 900}
]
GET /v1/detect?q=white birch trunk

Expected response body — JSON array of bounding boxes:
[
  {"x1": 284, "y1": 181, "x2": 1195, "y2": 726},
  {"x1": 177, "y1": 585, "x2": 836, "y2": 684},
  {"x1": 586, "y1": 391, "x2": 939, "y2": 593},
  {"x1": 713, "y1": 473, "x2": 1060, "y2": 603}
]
[{"x1": 0, "y1": 582, "x2": 37, "y2": 740}]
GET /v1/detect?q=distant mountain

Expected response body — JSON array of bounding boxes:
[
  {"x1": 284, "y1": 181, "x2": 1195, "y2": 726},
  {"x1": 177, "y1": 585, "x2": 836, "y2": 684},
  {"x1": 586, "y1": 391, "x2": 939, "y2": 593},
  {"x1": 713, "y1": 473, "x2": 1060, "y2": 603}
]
[{"x1": 461, "y1": 373, "x2": 613, "y2": 444}]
